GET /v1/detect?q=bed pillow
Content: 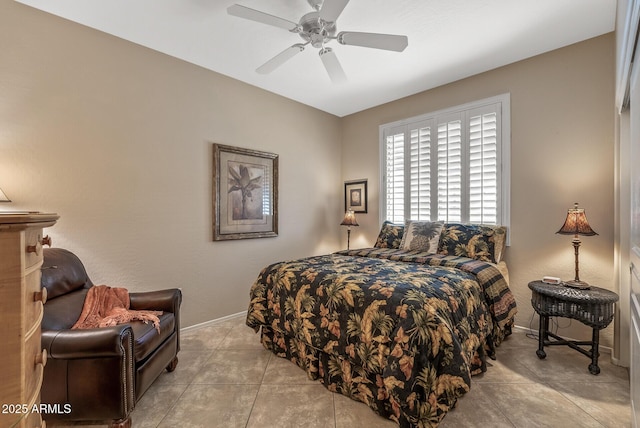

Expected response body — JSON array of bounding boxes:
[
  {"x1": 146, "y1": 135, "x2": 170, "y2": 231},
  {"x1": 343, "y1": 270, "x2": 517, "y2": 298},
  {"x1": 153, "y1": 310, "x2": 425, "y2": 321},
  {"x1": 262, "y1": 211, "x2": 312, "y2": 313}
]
[
  {"x1": 438, "y1": 223, "x2": 507, "y2": 263},
  {"x1": 374, "y1": 221, "x2": 405, "y2": 249},
  {"x1": 400, "y1": 220, "x2": 444, "y2": 253}
]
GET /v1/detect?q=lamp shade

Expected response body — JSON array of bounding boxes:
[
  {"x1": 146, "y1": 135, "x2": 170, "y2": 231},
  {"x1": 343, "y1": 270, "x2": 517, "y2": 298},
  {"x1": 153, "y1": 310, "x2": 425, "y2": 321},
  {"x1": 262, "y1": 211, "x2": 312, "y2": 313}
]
[
  {"x1": 556, "y1": 203, "x2": 597, "y2": 236},
  {"x1": 340, "y1": 210, "x2": 358, "y2": 227},
  {"x1": 0, "y1": 187, "x2": 11, "y2": 203}
]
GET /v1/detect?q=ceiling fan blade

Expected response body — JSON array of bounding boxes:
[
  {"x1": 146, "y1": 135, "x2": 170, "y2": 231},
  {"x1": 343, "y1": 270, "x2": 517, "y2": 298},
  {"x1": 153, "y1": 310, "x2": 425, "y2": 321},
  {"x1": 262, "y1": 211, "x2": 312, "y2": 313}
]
[
  {"x1": 319, "y1": 47, "x2": 347, "y2": 83},
  {"x1": 338, "y1": 31, "x2": 408, "y2": 52},
  {"x1": 227, "y1": 4, "x2": 299, "y2": 32},
  {"x1": 319, "y1": 0, "x2": 350, "y2": 22},
  {"x1": 256, "y1": 44, "x2": 305, "y2": 74}
]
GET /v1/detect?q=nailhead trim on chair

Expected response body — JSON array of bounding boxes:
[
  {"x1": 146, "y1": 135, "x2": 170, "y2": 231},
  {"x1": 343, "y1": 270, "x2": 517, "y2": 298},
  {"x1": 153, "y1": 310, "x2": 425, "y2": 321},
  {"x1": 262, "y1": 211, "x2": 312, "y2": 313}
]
[{"x1": 118, "y1": 328, "x2": 135, "y2": 422}]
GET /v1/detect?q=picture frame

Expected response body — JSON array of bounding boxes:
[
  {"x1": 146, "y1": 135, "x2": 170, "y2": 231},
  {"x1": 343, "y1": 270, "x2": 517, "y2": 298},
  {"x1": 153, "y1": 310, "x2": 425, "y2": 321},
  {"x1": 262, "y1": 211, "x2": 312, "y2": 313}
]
[
  {"x1": 344, "y1": 179, "x2": 367, "y2": 213},
  {"x1": 213, "y1": 143, "x2": 278, "y2": 241}
]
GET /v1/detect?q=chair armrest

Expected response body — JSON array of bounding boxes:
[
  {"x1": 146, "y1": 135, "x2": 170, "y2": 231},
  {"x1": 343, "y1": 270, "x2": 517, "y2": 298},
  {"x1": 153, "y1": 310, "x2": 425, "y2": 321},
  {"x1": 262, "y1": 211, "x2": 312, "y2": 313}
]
[
  {"x1": 129, "y1": 288, "x2": 182, "y2": 313},
  {"x1": 42, "y1": 325, "x2": 134, "y2": 359}
]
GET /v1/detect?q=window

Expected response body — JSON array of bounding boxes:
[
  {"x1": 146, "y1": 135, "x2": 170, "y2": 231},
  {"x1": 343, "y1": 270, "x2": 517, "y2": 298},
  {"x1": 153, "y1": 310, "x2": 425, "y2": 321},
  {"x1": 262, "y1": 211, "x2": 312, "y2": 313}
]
[{"x1": 380, "y1": 94, "x2": 510, "y2": 232}]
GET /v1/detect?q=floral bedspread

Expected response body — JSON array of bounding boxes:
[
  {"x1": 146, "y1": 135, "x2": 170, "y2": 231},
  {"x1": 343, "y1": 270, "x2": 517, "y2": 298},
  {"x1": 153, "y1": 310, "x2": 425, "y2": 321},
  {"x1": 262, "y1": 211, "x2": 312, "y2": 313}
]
[{"x1": 246, "y1": 248, "x2": 517, "y2": 427}]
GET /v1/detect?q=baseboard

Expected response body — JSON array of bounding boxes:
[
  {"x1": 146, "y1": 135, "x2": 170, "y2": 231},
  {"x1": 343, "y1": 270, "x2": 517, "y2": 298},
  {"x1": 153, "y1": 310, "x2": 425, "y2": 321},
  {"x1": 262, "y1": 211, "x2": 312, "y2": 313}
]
[
  {"x1": 181, "y1": 311, "x2": 247, "y2": 333},
  {"x1": 611, "y1": 356, "x2": 624, "y2": 366},
  {"x1": 512, "y1": 324, "x2": 536, "y2": 335}
]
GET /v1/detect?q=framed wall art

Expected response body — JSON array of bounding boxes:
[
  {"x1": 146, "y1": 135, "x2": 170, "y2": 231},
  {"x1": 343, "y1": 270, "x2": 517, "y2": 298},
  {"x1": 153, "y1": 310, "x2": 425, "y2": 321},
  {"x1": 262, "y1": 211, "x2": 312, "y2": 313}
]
[
  {"x1": 344, "y1": 179, "x2": 367, "y2": 214},
  {"x1": 213, "y1": 143, "x2": 278, "y2": 240}
]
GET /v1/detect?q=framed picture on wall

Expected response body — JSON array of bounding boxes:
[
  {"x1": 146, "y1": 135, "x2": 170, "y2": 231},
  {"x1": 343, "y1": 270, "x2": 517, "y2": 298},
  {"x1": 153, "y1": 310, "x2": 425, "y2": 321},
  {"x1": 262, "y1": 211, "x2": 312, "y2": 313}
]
[
  {"x1": 344, "y1": 179, "x2": 367, "y2": 213},
  {"x1": 213, "y1": 143, "x2": 278, "y2": 240}
]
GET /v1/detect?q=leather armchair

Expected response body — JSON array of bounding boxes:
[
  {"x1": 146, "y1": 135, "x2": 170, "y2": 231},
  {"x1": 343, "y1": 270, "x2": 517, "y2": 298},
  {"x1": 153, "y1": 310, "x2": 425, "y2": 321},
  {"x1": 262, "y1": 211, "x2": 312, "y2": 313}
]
[{"x1": 40, "y1": 248, "x2": 182, "y2": 428}]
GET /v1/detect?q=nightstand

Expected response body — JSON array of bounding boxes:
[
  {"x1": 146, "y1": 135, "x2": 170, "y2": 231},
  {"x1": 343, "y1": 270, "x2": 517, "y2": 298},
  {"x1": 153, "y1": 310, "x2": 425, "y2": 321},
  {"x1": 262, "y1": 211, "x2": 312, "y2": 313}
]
[{"x1": 528, "y1": 280, "x2": 619, "y2": 375}]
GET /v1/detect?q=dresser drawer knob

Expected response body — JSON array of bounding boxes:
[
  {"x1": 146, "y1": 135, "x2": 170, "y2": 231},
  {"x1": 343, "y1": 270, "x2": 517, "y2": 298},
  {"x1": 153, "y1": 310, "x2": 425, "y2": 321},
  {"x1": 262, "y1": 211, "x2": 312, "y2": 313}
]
[
  {"x1": 35, "y1": 349, "x2": 47, "y2": 368},
  {"x1": 26, "y1": 236, "x2": 52, "y2": 255},
  {"x1": 34, "y1": 287, "x2": 47, "y2": 304},
  {"x1": 41, "y1": 235, "x2": 52, "y2": 247},
  {"x1": 26, "y1": 241, "x2": 42, "y2": 255}
]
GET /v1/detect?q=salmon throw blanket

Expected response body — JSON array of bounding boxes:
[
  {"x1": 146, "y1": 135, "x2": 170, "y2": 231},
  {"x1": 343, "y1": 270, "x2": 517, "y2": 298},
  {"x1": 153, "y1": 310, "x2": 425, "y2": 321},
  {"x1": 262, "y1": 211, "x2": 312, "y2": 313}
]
[{"x1": 72, "y1": 285, "x2": 162, "y2": 333}]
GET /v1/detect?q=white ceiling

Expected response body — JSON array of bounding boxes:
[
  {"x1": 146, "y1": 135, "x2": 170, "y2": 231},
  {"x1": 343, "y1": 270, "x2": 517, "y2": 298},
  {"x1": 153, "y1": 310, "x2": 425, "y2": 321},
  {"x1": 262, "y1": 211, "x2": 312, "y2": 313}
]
[{"x1": 16, "y1": 0, "x2": 616, "y2": 117}]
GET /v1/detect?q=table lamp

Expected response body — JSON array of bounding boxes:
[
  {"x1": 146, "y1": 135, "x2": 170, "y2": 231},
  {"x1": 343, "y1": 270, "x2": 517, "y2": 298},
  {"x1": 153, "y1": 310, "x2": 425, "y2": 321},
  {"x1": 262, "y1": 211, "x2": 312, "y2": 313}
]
[
  {"x1": 556, "y1": 202, "x2": 597, "y2": 288},
  {"x1": 340, "y1": 210, "x2": 358, "y2": 250}
]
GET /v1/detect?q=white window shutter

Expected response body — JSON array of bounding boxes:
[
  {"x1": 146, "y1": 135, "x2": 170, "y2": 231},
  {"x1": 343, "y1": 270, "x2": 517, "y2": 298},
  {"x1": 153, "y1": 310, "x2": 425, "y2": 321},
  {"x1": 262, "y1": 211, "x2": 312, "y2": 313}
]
[
  {"x1": 409, "y1": 121, "x2": 432, "y2": 221},
  {"x1": 385, "y1": 130, "x2": 405, "y2": 223},
  {"x1": 437, "y1": 117, "x2": 462, "y2": 222},
  {"x1": 468, "y1": 107, "x2": 499, "y2": 224},
  {"x1": 380, "y1": 94, "x2": 509, "y2": 232}
]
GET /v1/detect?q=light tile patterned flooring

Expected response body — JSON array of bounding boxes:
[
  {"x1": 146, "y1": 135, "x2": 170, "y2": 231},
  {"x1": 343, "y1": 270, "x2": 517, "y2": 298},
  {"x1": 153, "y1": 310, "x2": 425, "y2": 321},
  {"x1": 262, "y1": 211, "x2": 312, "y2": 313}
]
[{"x1": 49, "y1": 315, "x2": 631, "y2": 428}]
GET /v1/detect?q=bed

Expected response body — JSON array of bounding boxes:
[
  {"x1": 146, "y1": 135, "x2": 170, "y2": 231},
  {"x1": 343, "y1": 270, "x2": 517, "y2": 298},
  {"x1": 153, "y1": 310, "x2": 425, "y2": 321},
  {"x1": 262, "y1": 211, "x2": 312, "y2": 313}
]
[{"x1": 246, "y1": 222, "x2": 517, "y2": 427}]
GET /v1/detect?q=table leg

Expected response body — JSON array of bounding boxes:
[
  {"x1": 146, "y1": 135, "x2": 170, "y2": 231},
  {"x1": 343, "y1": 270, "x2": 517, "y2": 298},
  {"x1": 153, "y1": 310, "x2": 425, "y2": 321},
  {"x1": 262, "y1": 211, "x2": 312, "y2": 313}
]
[
  {"x1": 588, "y1": 328, "x2": 601, "y2": 375},
  {"x1": 536, "y1": 314, "x2": 547, "y2": 359}
]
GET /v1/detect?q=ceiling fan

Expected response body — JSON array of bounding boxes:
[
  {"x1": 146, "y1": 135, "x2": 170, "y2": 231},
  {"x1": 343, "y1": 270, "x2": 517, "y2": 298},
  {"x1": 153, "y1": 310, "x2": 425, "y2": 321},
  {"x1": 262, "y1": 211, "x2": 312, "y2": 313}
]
[{"x1": 227, "y1": 0, "x2": 409, "y2": 83}]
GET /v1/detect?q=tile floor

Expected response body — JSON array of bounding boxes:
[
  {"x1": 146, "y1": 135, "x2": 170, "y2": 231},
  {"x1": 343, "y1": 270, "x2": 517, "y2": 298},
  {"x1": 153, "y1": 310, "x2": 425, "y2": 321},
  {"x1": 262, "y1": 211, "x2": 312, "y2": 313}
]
[{"x1": 49, "y1": 315, "x2": 631, "y2": 428}]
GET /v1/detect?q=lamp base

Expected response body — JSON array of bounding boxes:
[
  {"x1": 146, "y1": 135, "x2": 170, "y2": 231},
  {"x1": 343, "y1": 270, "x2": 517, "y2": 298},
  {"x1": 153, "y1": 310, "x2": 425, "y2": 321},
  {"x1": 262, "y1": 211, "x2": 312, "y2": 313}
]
[{"x1": 563, "y1": 279, "x2": 591, "y2": 290}]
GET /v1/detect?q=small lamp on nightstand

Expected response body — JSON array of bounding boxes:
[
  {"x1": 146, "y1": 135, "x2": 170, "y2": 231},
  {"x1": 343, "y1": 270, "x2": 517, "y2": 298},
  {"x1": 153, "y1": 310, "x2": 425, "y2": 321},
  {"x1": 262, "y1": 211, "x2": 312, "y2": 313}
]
[
  {"x1": 340, "y1": 210, "x2": 358, "y2": 250},
  {"x1": 0, "y1": 187, "x2": 11, "y2": 203},
  {"x1": 556, "y1": 202, "x2": 597, "y2": 288}
]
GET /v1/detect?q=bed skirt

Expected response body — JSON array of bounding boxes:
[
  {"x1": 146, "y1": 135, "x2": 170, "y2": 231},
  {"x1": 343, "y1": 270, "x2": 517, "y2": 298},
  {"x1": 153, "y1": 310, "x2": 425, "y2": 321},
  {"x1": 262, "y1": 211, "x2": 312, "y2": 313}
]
[
  {"x1": 260, "y1": 325, "x2": 403, "y2": 423},
  {"x1": 258, "y1": 324, "x2": 499, "y2": 427}
]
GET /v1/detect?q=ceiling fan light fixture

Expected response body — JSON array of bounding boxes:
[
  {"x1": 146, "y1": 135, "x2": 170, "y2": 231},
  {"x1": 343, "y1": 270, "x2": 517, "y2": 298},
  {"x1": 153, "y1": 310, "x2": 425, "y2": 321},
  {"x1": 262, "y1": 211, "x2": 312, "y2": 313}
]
[
  {"x1": 227, "y1": 0, "x2": 408, "y2": 81},
  {"x1": 299, "y1": 11, "x2": 336, "y2": 48}
]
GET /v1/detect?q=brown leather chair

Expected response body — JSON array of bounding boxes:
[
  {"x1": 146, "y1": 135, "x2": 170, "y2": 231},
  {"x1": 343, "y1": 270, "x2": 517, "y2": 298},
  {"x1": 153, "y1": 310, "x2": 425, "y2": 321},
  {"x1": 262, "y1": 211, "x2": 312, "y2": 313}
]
[{"x1": 40, "y1": 248, "x2": 182, "y2": 428}]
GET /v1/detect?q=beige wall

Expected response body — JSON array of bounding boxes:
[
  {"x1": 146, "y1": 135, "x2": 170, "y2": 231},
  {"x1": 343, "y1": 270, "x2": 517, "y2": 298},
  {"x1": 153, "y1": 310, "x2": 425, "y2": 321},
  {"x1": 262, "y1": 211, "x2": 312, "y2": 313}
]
[
  {"x1": 1, "y1": 2, "x2": 617, "y2": 347},
  {"x1": 0, "y1": 2, "x2": 343, "y2": 327},
  {"x1": 342, "y1": 34, "x2": 616, "y2": 347}
]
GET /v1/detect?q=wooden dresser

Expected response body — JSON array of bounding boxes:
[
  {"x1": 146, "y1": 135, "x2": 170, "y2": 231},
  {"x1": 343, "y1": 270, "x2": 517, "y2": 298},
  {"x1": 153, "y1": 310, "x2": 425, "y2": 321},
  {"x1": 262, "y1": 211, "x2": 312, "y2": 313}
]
[{"x1": 0, "y1": 213, "x2": 58, "y2": 428}]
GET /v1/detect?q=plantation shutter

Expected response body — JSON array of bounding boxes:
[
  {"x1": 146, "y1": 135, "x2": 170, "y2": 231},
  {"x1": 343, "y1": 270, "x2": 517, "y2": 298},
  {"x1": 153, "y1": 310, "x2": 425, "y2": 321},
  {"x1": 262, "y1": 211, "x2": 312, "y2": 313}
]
[
  {"x1": 385, "y1": 127, "x2": 405, "y2": 224},
  {"x1": 468, "y1": 106, "x2": 499, "y2": 224},
  {"x1": 436, "y1": 115, "x2": 463, "y2": 222},
  {"x1": 380, "y1": 94, "x2": 509, "y2": 232},
  {"x1": 409, "y1": 121, "x2": 432, "y2": 221}
]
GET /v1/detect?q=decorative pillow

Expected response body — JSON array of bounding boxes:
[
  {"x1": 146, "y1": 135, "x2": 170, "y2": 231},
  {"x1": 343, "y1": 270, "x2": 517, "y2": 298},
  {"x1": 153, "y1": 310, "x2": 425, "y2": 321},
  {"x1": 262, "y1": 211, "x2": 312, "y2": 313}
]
[
  {"x1": 491, "y1": 226, "x2": 507, "y2": 263},
  {"x1": 438, "y1": 223, "x2": 507, "y2": 263},
  {"x1": 400, "y1": 220, "x2": 444, "y2": 253},
  {"x1": 374, "y1": 221, "x2": 405, "y2": 249}
]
